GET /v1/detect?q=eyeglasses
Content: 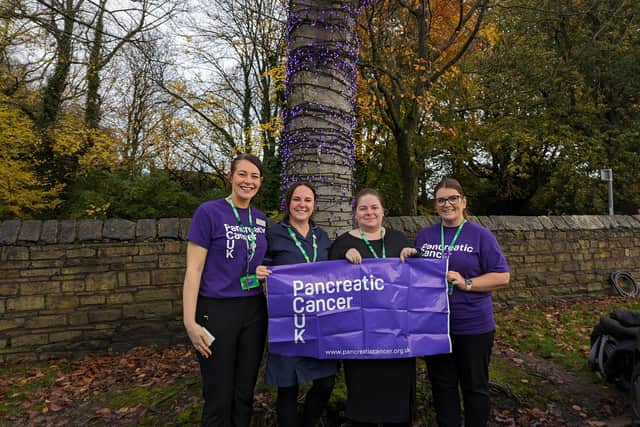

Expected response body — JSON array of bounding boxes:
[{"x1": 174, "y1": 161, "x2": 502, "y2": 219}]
[{"x1": 435, "y1": 195, "x2": 462, "y2": 205}]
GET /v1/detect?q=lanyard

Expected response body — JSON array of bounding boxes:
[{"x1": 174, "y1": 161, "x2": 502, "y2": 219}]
[
  {"x1": 440, "y1": 220, "x2": 466, "y2": 258},
  {"x1": 359, "y1": 228, "x2": 386, "y2": 259},
  {"x1": 287, "y1": 226, "x2": 317, "y2": 263},
  {"x1": 227, "y1": 196, "x2": 256, "y2": 272}
]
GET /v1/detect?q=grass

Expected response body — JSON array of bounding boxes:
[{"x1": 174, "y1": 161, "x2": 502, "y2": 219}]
[
  {"x1": 101, "y1": 378, "x2": 201, "y2": 425},
  {"x1": 489, "y1": 356, "x2": 561, "y2": 407},
  {"x1": 495, "y1": 295, "x2": 640, "y2": 373},
  {"x1": 0, "y1": 361, "x2": 73, "y2": 415}
]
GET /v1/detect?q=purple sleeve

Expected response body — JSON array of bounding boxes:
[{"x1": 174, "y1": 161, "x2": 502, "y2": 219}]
[
  {"x1": 186, "y1": 204, "x2": 214, "y2": 249},
  {"x1": 480, "y1": 229, "x2": 509, "y2": 273}
]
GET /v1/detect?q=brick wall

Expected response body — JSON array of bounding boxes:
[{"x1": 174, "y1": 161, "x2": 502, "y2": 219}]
[{"x1": 1, "y1": 215, "x2": 640, "y2": 362}]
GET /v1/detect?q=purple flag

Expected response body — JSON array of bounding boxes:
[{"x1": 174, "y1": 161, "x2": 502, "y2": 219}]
[{"x1": 266, "y1": 258, "x2": 451, "y2": 359}]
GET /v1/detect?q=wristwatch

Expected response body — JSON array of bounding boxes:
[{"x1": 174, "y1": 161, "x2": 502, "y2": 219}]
[{"x1": 464, "y1": 278, "x2": 473, "y2": 291}]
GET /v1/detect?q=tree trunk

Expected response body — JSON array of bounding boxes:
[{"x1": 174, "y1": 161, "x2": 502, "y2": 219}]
[
  {"x1": 395, "y1": 130, "x2": 418, "y2": 216},
  {"x1": 36, "y1": 9, "x2": 75, "y2": 131},
  {"x1": 35, "y1": 1, "x2": 79, "y2": 191},
  {"x1": 85, "y1": 0, "x2": 106, "y2": 131},
  {"x1": 282, "y1": 0, "x2": 358, "y2": 236}
]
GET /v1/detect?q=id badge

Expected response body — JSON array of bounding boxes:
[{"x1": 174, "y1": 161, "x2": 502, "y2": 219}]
[{"x1": 240, "y1": 274, "x2": 260, "y2": 290}]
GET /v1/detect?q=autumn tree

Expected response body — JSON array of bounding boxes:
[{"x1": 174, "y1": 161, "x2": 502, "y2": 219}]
[
  {"x1": 0, "y1": 99, "x2": 63, "y2": 218},
  {"x1": 2, "y1": 1, "x2": 241, "y2": 218},
  {"x1": 1, "y1": 1, "x2": 176, "y2": 206},
  {"x1": 106, "y1": 42, "x2": 175, "y2": 176},
  {"x1": 0, "y1": 0, "x2": 80, "y2": 215},
  {"x1": 83, "y1": 0, "x2": 175, "y2": 131},
  {"x1": 166, "y1": 0, "x2": 287, "y2": 211},
  {"x1": 357, "y1": 0, "x2": 488, "y2": 215},
  {"x1": 73, "y1": 0, "x2": 176, "y2": 186}
]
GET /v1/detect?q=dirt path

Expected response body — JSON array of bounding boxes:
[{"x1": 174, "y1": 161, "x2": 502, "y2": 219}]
[{"x1": 489, "y1": 345, "x2": 634, "y2": 426}]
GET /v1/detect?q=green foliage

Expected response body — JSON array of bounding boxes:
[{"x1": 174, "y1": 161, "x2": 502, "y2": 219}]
[
  {"x1": 172, "y1": 403, "x2": 201, "y2": 426},
  {"x1": 434, "y1": 0, "x2": 640, "y2": 214},
  {"x1": 254, "y1": 153, "x2": 282, "y2": 213},
  {"x1": 58, "y1": 170, "x2": 224, "y2": 219},
  {"x1": 3, "y1": 0, "x2": 640, "y2": 218},
  {"x1": 354, "y1": 142, "x2": 405, "y2": 216}
]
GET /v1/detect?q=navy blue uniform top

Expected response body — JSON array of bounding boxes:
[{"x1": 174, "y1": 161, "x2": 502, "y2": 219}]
[
  {"x1": 264, "y1": 220, "x2": 337, "y2": 387},
  {"x1": 265, "y1": 220, "x2": 332, "y2": 266}
]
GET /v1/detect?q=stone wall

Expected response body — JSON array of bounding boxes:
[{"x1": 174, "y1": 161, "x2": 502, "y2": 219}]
[
  {"x1": 385, "y1": 215, "x2": 640, "y2": 302},
  {"x1": 1, "y1": 215, "x2": 640, "y2": 362},
  {"x1": 0, "y1": 219, "x2": 191, "y2": 363}
]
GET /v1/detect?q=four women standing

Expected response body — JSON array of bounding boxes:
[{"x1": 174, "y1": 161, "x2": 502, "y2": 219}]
[{"x1": 183, "y1": 160, "x2": 509, "y2": 427}]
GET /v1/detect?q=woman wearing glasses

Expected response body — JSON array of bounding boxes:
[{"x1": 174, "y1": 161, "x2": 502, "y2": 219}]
[
  {"x1": 256, "y1": 182, "x2": 336, "y2": 427},
  {"x1": 414, "y1": 178, "x2": 510, "y2": 427},
  {"x1": 330, "y1": 188, "x2": 416, "y2": 427}
]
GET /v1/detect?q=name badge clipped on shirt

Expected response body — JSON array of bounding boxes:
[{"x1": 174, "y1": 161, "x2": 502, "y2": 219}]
[
  {"x1": 240, "y1": 274, "x2": 260, "y2": 291},
  {"x1": 256, "y1": 218, "x2": 266, "y2": 227}
]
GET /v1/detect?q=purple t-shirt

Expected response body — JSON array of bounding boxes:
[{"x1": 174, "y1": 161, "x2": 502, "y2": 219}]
[
  {"x1": 187, "y1": 198, "x2": 267, "y2": 298},
  {"x1": 414, "y1": 221, "x2": 509, "y2": 335}
]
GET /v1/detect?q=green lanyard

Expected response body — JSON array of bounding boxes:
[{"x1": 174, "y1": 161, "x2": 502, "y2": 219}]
[
  {"x1": 227, "y1": 196, "x2": 256, "y2": 272},
  {"x1": 441, "y1": 220, "x2": 466, "y2": 295},
  {"x1": 359, "y1": 228, "x2": 386, "y2": 259},
  {"x1": 440, "y1": 220, "x2": 466, "y2": 258},
  {"x1": 287, "y1": 226, "x2": 317, "y2": 263}
]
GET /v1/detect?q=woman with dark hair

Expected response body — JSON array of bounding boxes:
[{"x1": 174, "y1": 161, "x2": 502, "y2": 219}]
[
  {"x1": 256, "y1": 182, "x2": 336, "y2": 427},
  {"x1": 329, "y1": 188, "x2": 416, "y2": 427},
  {"x1": 415, "y1": 177, "x2": 510, "y2": 427},
  {"x1": 182, "y1": 153, "x2": 270, "y2": 427}
]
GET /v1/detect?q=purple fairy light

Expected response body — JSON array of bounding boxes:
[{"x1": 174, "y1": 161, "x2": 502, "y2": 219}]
[{"x1": 281, "y1": 0, "x2": 364, "y2": 234}]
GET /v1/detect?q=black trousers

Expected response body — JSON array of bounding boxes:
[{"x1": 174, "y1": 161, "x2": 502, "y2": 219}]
[
  {"x1": 424, "y1": 331, "x2": 495, "y2": 427},
  {"x1": 276, "y1": 375, "x2": 335, "y2": 427},
  {"x1": 196, "y1": 294, "x2": 268, "y2": 427}
]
